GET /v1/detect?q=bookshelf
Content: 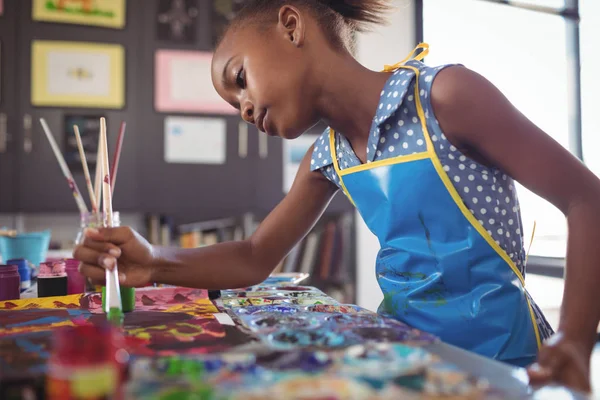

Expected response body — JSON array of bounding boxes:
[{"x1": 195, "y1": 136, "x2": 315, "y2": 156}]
[{"x1": 144, "y1": 211, "x2": 357, "y2": 304}]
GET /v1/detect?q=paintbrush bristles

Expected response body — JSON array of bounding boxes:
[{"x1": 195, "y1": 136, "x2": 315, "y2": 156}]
[
  {"x1": 39, "y1": 118, "x2": 89, "y2": 214},
  {"x1": 73, "y1": 125, "x2": 98, "y2": 213}
]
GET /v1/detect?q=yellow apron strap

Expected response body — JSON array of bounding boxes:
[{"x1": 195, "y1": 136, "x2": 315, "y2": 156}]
[{"x1": 383, "y1": 43, "x2": 430, "y2": 72}]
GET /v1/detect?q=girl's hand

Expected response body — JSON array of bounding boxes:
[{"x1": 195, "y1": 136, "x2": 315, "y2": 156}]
[
  {"x1": 73, "y1": 227, "x2": 155, "y2": 287},
  {"x1": 527, "y1": 332, "x2": 592, "y2": 394}
]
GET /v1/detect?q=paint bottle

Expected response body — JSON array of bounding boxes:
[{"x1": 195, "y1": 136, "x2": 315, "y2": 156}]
[
  {"x1": 0, "y1": 264, "x2": 21, "y2": 301},
  {"x1": 38, "y1": 261, "x2": 68, "y2": 298},
  {"x1": 46, "y1": 324, "x2": 129, "y2": 400},
  {"x1": 6, "y1": 258, "x2": 31, "y2": 292},
  {"x1": 65, "y1": 259, "x2": 86, "y2": 295}
]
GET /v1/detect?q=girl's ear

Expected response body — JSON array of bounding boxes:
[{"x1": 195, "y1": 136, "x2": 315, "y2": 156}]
[{"x1": 277, "y1": 5, "x2": 305, "y2": 47}]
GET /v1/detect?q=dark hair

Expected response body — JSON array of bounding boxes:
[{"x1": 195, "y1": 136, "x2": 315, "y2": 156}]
[{"x1": 222, "y1": 0, "x2": 391, "y2": 51}]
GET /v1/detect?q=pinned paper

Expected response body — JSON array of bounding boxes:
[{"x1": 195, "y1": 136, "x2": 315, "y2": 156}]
[{"x1": 164, "y1": 116, "x2": 226, "y2": 164}]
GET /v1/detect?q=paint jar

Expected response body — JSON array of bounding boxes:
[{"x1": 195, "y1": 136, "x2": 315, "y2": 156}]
[
  {"x1": 46, "y1": 324, "x2": 129, "y2": 400},
  {"x1": 6, "y1": 258, "x2": 31, "y2": 292},
  {"x1": 75, "y1": 211, "x2": 124, "y2": 294},
  {"x1": 0, "y1": 264, "x2": 21, "y2": 301},
  {"x1": 38, "y1": 261, "x2": 68, "y2": 298},
  {"x1": 74, "y1": 211, "x2": 105, "y2": 246},
  {"x1": 65, "y1": 259, "x2": 86, "y2": 295}
]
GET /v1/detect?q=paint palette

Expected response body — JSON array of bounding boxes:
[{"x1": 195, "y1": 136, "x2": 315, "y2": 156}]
[
  {"x1": 124, "y1": 343, "x2": 502, "y2": 399},
  {"x1": 340, "y1": 343, "x2": 434, "y2": 386},
  {"x1": 245, "y1": 313, "x2": 324, "y2": 333},
  {"x1": 231, "y1": 305, "x2": 308, "y2": 316},
  {"x1": 267, "y1": 328, "x2": 351, "y2": 349},
  {"x1": 306, "y1": 304, "x2": 369, "y2": 314}
]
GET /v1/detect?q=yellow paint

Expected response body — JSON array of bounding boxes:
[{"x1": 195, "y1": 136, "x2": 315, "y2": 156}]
[
  {"x1": 0, "y1": 293, "x2": 84, "y2": 309},
  {"x1": 0, "y1": 319, "x2": 77, "y2": 336},
  {"x1": 32, "y1": 0, "x2": 126, "y2": 29},
  {"x1": 164, "y1": 301, "x2": 218, "y2": 315},
  {"x1": 31, "y1": 41, "x2": 124, "y2": 109}
]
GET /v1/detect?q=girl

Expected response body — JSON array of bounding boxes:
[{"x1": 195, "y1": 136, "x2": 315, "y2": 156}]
[{"x1": 75, "y1": 0, "x2": 600, "y2": 393}]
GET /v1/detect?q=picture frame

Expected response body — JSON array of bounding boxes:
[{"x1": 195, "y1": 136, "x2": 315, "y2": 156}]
[
  {"x1": 156, "y1": 0, "x2": 198, "y2": 43},
  {"x1": 31, "y1": 41, "x2": 125, "y2": 109},
  {"x1": 32, "y1": 0, "x2": 126, "y2": 29},
  {"x1": 155, "y1": 49, "x2": 236, "y2": 115}
]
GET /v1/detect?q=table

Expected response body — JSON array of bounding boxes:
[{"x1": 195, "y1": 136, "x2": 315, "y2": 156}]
[{"x1": 0, "y1": 275, "x2": 589, "y2": 399}]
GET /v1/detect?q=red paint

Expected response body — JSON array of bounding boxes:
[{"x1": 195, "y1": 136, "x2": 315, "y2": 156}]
[
  {"x1": 0, "y1": 265, "x2": 21, "y2": 301},
  {"x1": 46, "y1": 324, "x2": 128, "y2": 399}
]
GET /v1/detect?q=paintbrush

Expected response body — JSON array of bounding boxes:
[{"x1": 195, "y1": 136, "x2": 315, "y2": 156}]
[
  {"x1": 40, "y1": 118, "x2": 89, "y2": 214},
  {"x1": 110, "y1": 121, "x2": 126, "y2": 192},
  {"x1": 73, "y1": 125, "x2": 98, "y2": 214},
  {"x1": 99, "y1": 117, "x2": 123, "y2": 326}
]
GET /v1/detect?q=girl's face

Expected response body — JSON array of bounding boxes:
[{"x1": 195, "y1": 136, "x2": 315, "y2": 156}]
[{"x1": 211, "y1": 8, "x2": 322, "y2": 139}]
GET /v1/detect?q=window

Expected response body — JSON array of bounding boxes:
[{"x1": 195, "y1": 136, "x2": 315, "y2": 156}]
[
  {"x1": 580, "y1": 0, "x2": 600, "y2": 178},
  {"x1": 422, "y1": 0, "x2": 585, "y2": 259}
]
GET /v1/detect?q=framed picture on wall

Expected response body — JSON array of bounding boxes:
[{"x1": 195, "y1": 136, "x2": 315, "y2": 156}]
[
  {"x1": 32, "y1": 0, "x2": 126, "y2": 29},
  {"x1": 155, "y1": 49, "x2": 236, "y2": 114},
  {"x1": 31, "y1": 41, "x2": 125, "y2": 109},
  {"x1": 156, "y1": 0, "x2": 199, "y2": 43}
]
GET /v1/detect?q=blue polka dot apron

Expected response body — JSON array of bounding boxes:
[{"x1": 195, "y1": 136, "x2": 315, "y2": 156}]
[{"x1": 329, "y1": 44, "x2": 541, "y2": 367}]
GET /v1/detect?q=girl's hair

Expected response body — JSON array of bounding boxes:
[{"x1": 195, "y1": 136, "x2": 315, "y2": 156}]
[{"x1": 223, "y1": 0, "x2": 391, "y2": 51}]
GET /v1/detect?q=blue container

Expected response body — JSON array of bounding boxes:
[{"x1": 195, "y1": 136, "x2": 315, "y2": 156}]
[
  {"x1": 0, "y1": 230, "x2": 51, "y2": 267},
  {"x1": 6, "y1": 258, "x2": 31, "y2": 292}
]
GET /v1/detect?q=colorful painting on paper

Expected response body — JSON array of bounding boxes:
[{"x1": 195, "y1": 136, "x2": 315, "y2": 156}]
[
  {"x1": 31, "y1": 40, "x2": 125, "y2": 109},
  {"x1": 0, "y1": 287, "x2": 253, "y2": 375},
  {"x1": 32, "y1": 0, "x2": 126, "y2": 28},
  {"x1": 0, "y1": 287, "x2": 216, "y2": 314}
]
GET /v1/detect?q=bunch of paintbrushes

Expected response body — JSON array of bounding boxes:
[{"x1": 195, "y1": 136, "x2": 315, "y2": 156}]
[{"x1": 40, "y1": 117, "x2": 126, "y2": 325}]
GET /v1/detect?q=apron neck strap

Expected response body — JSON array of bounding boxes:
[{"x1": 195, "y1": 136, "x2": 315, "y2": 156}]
[{"x1": 383, "y1": 42, "x2": 429, "y2": 72}]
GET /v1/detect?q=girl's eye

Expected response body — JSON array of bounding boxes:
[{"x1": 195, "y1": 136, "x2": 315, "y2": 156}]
[{"x1": 236, "y1": 68, "x2": 246, "y2": 89}]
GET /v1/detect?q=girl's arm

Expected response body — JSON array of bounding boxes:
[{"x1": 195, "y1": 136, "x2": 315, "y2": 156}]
[
  {"x1": 75, "y1": 145, "x2": 338, "y2": 290},
  {"x1": 431, "y1": 65, "x2": 600, "y2": 392}
]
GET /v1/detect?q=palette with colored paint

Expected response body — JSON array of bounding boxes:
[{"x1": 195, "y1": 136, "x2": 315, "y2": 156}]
[
  {"x1": 231, "y1": 305, "x2": 308, "y2": 316},
  {"x1": 221, "y1": 289, "x2": 327, "y2": 300},
  {"x1": 222, "y1": 295, "x2": 337, "y2": 308},
  {"x1": 267, "y1": 328, "x2": 352, "y2": 349},
  {"x1": 124, "y1": 343, "x2": 503, "y2": 399},
  {"x1": 340, "y1": 343, "x2": 434, "y2": 385},
  {"x1": 306, "y1": 304, "x2": 369, "y2": 314},
  {"x1": 245, "y1": 313, "x2": 324, "y2": 333}
]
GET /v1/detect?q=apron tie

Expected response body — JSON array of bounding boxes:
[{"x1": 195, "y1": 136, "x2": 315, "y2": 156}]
[{"x1": 383, "y1": 42, "x2": 430, "y2": 72}]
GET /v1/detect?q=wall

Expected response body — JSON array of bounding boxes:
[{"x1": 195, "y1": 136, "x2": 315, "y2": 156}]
[{"x1": 354, "y1": 0, "x2": 415, "y2": 312}]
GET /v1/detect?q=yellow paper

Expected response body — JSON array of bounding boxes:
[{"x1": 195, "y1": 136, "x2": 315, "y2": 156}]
[
  {"x1": 31, "y1": 40, "x2": 125, "y2": 109},
  {"x1": 32, "y1": 0, "x2": 125, "y2": 28}
]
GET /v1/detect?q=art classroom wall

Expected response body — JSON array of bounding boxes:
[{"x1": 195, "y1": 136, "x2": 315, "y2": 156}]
[{"x1": 354, "y1": 0, "x2": 415, "y2": 312}]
